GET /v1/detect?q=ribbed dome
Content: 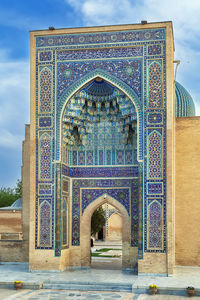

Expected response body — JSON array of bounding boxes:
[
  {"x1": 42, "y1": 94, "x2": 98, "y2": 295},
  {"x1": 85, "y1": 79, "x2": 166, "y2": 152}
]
[
  {"x1": 175, "y1": 81, "x2": 195, "y2": 117},
  {"x1": 85, "y1": 78, "x2": 114, "y2": 97}
]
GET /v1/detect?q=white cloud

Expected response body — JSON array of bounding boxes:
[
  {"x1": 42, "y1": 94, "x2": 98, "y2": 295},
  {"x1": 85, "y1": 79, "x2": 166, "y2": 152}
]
[
  {"x1": 0, "y1": 50, "x2": 29, "y2": 149},
  {"x1": 66, "y1": 0, "x2": 200, "y2": 115},
  {"x1": 66, "y1": 0, "x2": 200, "y2": 29}
]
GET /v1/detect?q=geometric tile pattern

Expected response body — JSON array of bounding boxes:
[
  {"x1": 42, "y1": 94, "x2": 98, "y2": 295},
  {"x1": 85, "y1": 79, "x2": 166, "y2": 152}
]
[
  {"x1": 39, "y1": 51, "x2": 52, "y2": 62},
  {"x1": 81, "y1": 188, "x2": 130, "y2": 214},
  {"x1": 57, "y1": 60, "x2": 142, "y2": 99},
  {"x1": 36, "y1": 29, "x2": 165, "y2": 47},
  {"x1": 145, "y1": 55, "x2": 166, "y2": 251},
  {"x1": 39, "y1": 117, "x2": 52, "y2": 128},
  {"x1": 57, "y1": 46, "x2": 143, "y2": 61},
  {"x1": 72, "y1": 178, "x2": 139, "y2": 247},
  {"x1": 39, "y1": 132, "x2": 51, "y2": 180},
  {"x1": 147, "y1": 112, "x2": 163, "y2": 125},
  {"x1": 147, "y1": 130, "x2": 162, "y2": 179},
  {"x1": 34, "y1": 27, "x2": 167, "y2": 256},
  {"x1": 147, "y1": 199, "x2": 163, "y2": 249},
  {"x1": 39, "y1": 67, "x2": 52, "y2": 113},
  {"x1": 147, "y1": 61, "x2": 162, "y2": 108},
  {"x1": 64, "y1": 166, "x2": 139, "y2": 178},
  {"x1": 39, "y1": 200, "x2": 51, "y2": 246},
  {"x1": 38, "y1": 184, "x2": 52, "y2": 195},
  {"x1": 148, "y1": 44, "x2": 162, "y2": 56},
  {"x1": 147, "y1": 182, "x2": 163, "y2": 195}
]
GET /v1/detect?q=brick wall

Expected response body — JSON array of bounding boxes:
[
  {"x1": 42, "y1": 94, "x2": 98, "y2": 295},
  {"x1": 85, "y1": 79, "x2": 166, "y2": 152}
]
[
  {"x1": 0, "y1": 210, "x2": 22, "y2": 233},
  {"x1": 175, "y1": 117, "x2": 200, "y2": 266}
]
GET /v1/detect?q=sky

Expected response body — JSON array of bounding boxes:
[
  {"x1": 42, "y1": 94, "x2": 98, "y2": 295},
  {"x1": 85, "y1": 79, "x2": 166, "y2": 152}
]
[{"x1": 0, "y1": 0, "x2": 200, "y2": 188}]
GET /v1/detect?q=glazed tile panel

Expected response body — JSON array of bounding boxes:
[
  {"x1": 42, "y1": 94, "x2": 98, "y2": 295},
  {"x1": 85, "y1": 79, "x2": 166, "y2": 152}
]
[
  {"x1": 72, "y1": 178, "x2": 139, "y2": 247},
  {"x1": 35, "y1": 28, "x2": 166, "y2": 254}
]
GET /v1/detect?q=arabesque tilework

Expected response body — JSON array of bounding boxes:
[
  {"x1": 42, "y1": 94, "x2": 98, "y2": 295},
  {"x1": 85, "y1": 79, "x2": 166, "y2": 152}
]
[
  {"x1": 39, "y1": 66, "x2": 52, "y2": 113},
  {"x1": 147, "y1": 130, "x2": 162, "y2": 179},
  {"x1": 147, "y1": 199, "x2": 163, "y2": 249},
  {"x1": 35, "y1": 27, "x2": 167, "y2": 257},
  {"x1": 39, "y1": 200, "x2": 52, "y2": 246},
  {"x1": 39, "y1": 132, "x2": 52, "y2": 180},
  {"x1": 71, "y1": 178, "x2": 139, "y2": 247},
  {"x1": 147, "y1": 60, "x2": 163, "y2": 108}
]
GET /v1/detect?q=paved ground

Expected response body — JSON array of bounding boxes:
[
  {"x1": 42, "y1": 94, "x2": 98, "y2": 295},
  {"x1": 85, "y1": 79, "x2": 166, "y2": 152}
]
[
  {"x1": 1, "y1": 289, "x2": 200, "y2": 300},
  {"x1": 0, "y1": 242, "x2": 200, "y2": 298},
  {"x1": 91, "y1": 257, "x2": 122, "y2": 270},
  {"x1": 0, "y1": 262, "x2": 200, "y2": 290},
  {"x1": 0, "y1": 262, "x2": 134, "y2": 283},
  {"x1": 91, "y1": 241, "x2": 122, "y2": 269}
]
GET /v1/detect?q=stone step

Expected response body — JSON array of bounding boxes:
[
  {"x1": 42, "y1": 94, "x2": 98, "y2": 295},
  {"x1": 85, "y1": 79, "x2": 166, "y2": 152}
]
[
  {"x1": 132, "y1": 285, "x2": 200, "y2": 297},
  {"x1": 43, "y1": 281, "x2": 132, "y2": 292},
  {"x1": 0, "y1": 281, "x2": 43, "y2": 290}
]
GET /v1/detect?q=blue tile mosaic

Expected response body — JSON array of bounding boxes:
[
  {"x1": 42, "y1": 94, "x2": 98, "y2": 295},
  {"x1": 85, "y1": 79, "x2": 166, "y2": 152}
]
[
  {"x1": 72, "y1": 178, "x2": 139, "y2": 247},
  {"x1": 69, "y1": 166, "x2": 138, "y2": 178},
  {"x1": 147, "y1": 182, "x2": 163, "y2": 195},
  {"x1": 34, "y1": 27, "x2": 167, "y2": 256},
  {"x1": 81, "y1": 188, "x2": 130, "y2": 214},
  {"x1": 57, "y1": 46, "x2": 143, "y2": 61},
  {"x1": 36, "y1": 29, "x2": 165, "y2": 47},
  {"x1": 39, "y1": 117, "x2": 52, "y2": 127}
]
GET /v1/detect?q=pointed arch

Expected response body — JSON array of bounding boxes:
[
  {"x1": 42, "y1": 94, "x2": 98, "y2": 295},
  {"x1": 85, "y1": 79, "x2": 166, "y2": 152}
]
[
  {"x1": 80, "y1": 194, "x2": 133, "y2": 268},
  {"x1": 56, "y1": 68, "x2": 143, "y2": 161}
]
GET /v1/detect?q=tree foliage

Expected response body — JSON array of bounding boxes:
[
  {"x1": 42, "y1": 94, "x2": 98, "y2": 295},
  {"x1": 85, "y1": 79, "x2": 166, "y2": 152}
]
[
  {"x1": 0, "y1": 179, "x2": 22, "y2": 208},
  {"x1": 15, "y1": 179, "x2": 22, "y2": 198},
  {"x1": 91, "y1": 206, "x2": 105, "y2": 235}
]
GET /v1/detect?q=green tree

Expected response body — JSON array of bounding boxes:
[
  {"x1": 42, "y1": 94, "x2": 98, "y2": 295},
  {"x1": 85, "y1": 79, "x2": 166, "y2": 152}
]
[
  {"x1": 0, "y1": 179, "x2": 22, "y2": 208},
  {"x1": 91, "y1": 206, "x2": 105, "y2": 236},
  {"x1": 15, "y1": 179, "x2": 22, "y2": 198}
]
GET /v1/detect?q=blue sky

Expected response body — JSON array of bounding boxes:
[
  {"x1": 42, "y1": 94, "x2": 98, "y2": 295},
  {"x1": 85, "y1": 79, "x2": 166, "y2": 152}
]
[{"x1": 0, "y1": 0, "x2": 200, "y2": 188}]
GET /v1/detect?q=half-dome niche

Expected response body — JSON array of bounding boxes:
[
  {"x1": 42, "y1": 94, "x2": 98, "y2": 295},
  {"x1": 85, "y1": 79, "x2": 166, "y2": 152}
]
[{"x1": 62, "y1": 77, "x2": 138, "y2": 166}]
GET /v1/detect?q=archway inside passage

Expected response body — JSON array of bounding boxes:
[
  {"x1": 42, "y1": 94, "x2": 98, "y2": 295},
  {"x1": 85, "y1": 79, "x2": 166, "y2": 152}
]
[
  {"x1": 91, "y1": 203, "x2": 123, "y2": 270},
  {"x1": 81, "y1": 194, "x2": 130, "y2": 270}
]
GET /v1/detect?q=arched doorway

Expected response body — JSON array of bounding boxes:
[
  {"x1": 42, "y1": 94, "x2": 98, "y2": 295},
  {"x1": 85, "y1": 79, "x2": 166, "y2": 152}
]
[
  {"x1": 91, "y1": 204, "x2": 123, "y2": 269},
  {"x1": 80, "y1": 194, "x2": 137, "y2": 269}
]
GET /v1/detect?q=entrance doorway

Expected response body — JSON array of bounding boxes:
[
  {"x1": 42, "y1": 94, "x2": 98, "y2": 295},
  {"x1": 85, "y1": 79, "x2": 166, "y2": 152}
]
[
  {"x1": 80, "y1": 194, "x2": 136, "y2": 269},
  {"x1": 91, "y1": 203, "x2": 123, "y2": 270}
]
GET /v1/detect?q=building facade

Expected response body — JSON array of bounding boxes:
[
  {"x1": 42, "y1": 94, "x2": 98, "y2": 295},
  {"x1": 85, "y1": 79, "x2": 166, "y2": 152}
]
[
  {"x1": 28, "y1": 22, "x2": 174, "y2": 274},
  {"x1": 1, "y1": 21, "x2": 199, "y2": 275}
]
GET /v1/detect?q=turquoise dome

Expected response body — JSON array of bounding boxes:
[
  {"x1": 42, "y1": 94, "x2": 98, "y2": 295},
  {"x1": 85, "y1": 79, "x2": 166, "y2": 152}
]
[{"x1": 175, "y1": 81, "x2": 195, "y2": 117}]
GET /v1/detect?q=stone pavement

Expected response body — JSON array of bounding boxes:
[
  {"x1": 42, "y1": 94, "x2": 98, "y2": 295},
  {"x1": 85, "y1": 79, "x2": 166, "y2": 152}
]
[
  {"x1": 134, "y1": 266, "x2": 200, "y2": 293},
  {"x1": 2, "y1": 289, "x2": 200, "y2": 300},
  {"x1": 0, "y1": 262, "x2": 134, "y2": 284},
  {"x1": 0, "y1": 262, "x2": 200, "y2": 298},
  {"x1": 1, "y1": 289, "x2": 132, "y2": 299}
]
